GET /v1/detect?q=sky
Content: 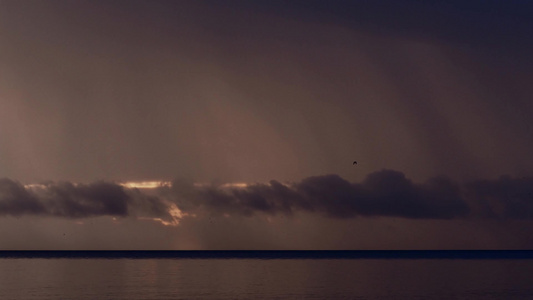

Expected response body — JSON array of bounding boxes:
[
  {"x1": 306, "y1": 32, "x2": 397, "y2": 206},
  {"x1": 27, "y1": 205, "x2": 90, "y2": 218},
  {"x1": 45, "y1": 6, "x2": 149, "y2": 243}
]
[{"x1": 1, "y1": 0, "x2": 533, "y2": 249}]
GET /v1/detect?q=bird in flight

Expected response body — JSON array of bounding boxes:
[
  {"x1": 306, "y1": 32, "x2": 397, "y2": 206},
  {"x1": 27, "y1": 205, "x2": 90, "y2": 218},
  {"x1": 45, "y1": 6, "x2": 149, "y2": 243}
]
[{"x1": 353, "y1": 161, "x2": 357, "y2": 165}]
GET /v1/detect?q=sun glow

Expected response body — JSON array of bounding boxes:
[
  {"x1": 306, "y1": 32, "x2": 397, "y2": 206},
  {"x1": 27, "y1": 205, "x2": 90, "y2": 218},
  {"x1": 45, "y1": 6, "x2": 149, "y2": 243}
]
[
  {"x1": 24, "y1": 183, "x2": 48, "y2": 190},
  {"x1": 192, "y1": 182, "x2": 249, "y2": 188},
  {"x1": 119, "y1": 181, "x2": 171, "y2": 189},
  {"x1": 26, "y1": 181, "x2": 257, "y2": 191},
  {"x1": 221, "y1": 182, "x2": 249, "y2": 188},
  {"x1": 138, "y1": 203, "x2": 185, "y2": 226}
]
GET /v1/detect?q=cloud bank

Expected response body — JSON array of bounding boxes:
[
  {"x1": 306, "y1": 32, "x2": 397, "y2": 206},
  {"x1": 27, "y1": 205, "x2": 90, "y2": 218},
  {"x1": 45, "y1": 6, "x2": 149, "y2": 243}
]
[
  {"x1": 167, "y1": 170, "x2": 469, "y2": 220},
  {"x1": 1, "y1": 170, "x2": 533, "y2": 224},
  {"x1": 0, "y1": 179, "x2": 175, "y2": 222}
]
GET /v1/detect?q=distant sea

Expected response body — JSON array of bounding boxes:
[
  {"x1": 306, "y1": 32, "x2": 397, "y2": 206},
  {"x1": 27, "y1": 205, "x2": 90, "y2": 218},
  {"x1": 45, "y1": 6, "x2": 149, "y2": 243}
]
[{"x1": 1, "y1": 251, "x2": 533, "y2": 299}]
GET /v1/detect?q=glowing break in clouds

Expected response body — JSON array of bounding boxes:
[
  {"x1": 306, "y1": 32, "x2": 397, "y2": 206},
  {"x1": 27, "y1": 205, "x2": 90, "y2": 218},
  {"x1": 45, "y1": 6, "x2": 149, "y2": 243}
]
[{"x1": 119, "y1": 181, "x2": 171, "y2": 189}]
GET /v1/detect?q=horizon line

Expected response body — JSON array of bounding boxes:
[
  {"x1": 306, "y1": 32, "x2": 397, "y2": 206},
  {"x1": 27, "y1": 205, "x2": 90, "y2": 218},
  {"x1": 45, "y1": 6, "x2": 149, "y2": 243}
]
[{"x1": 1, "y1": 250, "x2": 533, "y2": 259}]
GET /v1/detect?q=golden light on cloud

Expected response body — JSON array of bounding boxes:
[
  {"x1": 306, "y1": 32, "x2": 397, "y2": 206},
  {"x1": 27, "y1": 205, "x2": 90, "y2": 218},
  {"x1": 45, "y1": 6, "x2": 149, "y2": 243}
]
[
  {"x1": 193, "y1": 182, "x2": 249, "y2": 188},
  {"x1": 139, "y1": 203, "x2": 185, "y2": 227},
  {"x1": 220, "y1": 182, "x2": 249, "y2": 188},
  {"x1": 119, "y1": 181, "x2": 171, "y2": 189},
  {"x1": 24, "y1": 183, "x2": 48, "y2": 190},
  {"x1": 26, "y1": 181, "x2": 254, "y2": 191},
  {"x1": 20, "y1": 179, "x2": 289, "y2": 228}
]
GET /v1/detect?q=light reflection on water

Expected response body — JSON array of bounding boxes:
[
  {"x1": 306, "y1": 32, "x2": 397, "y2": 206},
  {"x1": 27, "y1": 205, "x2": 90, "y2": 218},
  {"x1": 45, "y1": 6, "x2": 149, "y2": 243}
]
[{"x1": 1, "y1": 258, "x2": 532, "y2": 299}]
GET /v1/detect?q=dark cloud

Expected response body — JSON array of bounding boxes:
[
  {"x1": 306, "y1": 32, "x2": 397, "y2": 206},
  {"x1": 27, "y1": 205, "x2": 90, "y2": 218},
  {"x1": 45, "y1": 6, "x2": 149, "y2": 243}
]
[
  {"x1": 358, "y1": 171, "x2": 468, "y2": 219},
  {"x1": 2, "y1": 171, "x2": 533, "y2": 222},
  {"x1": 167, "y1": 180, "x2": 300, "y2": 218},
  {"x1": 0, "y1": 180, "x2": 175, "y2": 222},
  {"x1": 42, "y1": 181, "x2": 129, "y2": 218},
  {"x1": 167, "y1": 170, "x2": 470, "y2": 220},
  {"x1": 0, "y1": 179, "x2": 46, "y2": 216}
]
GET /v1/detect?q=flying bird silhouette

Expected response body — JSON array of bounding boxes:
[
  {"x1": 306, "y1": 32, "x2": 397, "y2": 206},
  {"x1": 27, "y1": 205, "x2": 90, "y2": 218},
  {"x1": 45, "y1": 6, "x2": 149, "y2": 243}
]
[{"x1": 353, "y1": 161, "x2": 357, "y2": 165}]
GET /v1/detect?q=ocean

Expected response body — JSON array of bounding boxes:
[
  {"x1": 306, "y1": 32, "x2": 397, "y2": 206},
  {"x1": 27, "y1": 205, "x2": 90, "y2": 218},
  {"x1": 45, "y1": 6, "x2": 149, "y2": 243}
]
[{"x1": 1, "y1": 251, "x2": 533, "y2": 299}]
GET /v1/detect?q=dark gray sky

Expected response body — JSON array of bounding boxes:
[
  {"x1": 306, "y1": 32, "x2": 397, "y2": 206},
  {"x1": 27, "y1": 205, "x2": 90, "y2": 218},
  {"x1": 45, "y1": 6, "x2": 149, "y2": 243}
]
[{"x1": 1, "y1": 0, "x2": 533, "y2": 249}]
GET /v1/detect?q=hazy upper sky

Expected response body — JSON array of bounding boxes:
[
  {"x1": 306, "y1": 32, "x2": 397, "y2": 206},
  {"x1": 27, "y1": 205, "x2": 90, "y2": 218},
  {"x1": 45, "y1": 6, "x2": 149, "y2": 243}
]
[{"x1": 1, "y1": 0, "x2": 533, "y2": 249}]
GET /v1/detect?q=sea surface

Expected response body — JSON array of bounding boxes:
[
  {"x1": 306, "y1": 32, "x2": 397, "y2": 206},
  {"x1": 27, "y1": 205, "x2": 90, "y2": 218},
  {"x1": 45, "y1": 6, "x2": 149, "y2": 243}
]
[{"x1": 1, "y1": 252, "x2": 533, "y2": 299}]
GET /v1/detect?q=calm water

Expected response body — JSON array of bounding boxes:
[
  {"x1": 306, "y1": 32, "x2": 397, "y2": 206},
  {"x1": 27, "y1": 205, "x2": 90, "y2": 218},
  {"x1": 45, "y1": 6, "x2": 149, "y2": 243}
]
[{"x1": 1, "y1": 258, "x2": 532, "y2": 299}]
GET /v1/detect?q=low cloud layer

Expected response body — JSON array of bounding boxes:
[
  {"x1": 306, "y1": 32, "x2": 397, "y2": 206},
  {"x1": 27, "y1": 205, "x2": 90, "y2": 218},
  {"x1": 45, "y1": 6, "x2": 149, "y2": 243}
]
[
  {"x1": 0, "y1": 179, "x2": 174, "y2": 222},
  {"x1": 1, "y1": 170, "x2": 533, "y2": 223},
  {"x1": 167, "y1": 170, "x2": 469, "y2": 219}
]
